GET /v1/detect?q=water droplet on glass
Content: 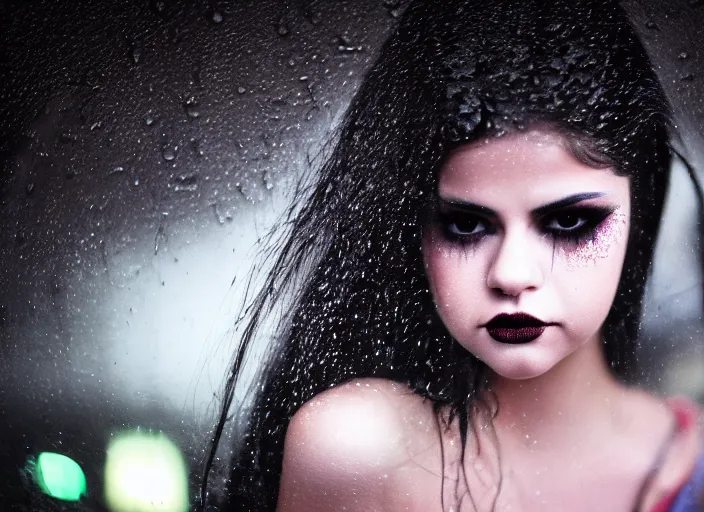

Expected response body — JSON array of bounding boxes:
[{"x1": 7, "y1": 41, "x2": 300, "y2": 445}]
[
  {"x1": 263, "y1": 172, "x2": 274, "y2": 190},
  {"x1": 237, "y1": 86, "x2": 246, "y2": 94},
  {"x1": 305, "y1": 106, "x2": 318, "y2": 121},
  {"x1": 173, "y1": 173, "x2": 199, "y2": 192},
  {"x1": 154, "y1": 224, "x2": 167, "y2": 255},
  {"x1": 162, "y1": 146, "x2": 178, "y2": 161},
  {"x1": 132, "y1": 47, "x2": 143, "y2": 65},
  {"x1": 59, "y1": 132, "x2": 77, "y2": 144},
  {"x1": 184, "y1": 96, "x2": 200, "y2": 118},
  {"x1": 383, "y1": 0, "x2": 404, "y2": 17},
  {"x1": 212, "y1": 11, "x2": 223, "y2": 23},
  {"x1": 110, "y1": 166, "x2": 125, "y2": 175},
  {"x1": 144, "y1": 114, "x2": 155, "y2": 126},
  {"x1": 678, "y1": 52, "x2": 690, "y2": 61},
  {"x1": 211, "y1": 203, "x2": 233, "y2": 225},
  {"x1": 152, "y1": 0, "x2": 166, "y2": 13},
  {"x1": 191, "y1": 139, "x2": 204, "y2": 157},
  {"x1": 336, "y1": 35, "x2": 363, "y2": 53},
  {"x1": 276, "y1": 22, "x2": 290, "y2": 36}
]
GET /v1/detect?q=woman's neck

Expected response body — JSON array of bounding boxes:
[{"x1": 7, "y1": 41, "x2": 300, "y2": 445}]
[{"x1": 489, "y1": 335, "x2": 630, "y2": 451}]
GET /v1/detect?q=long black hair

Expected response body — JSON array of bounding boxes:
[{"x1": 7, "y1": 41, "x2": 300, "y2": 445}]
[{"x1": 201, "y1": 0, "x2": 673, "y2": 509}]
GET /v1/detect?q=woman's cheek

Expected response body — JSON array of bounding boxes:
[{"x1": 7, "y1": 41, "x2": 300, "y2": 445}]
[
  {"x1": 559, "y1": 210, "x2": 629, "y2": 270},
  {"x1": 423, "y1": 237, "x2": 480, "y2": 334}
]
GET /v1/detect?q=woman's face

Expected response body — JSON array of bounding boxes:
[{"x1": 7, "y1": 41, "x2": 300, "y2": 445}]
[{"x1": 422, "y1": 131, "x2": 631, "y2": 380}]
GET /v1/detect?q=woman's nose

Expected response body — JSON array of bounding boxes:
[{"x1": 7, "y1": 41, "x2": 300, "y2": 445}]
[{"x1": 486, "y1": 229, "x2": 544, "y2": 297}]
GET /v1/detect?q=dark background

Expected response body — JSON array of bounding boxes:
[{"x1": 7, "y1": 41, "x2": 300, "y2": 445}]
[{"x1": 0, "y1": 0, "x2": 703, "y2": 509}]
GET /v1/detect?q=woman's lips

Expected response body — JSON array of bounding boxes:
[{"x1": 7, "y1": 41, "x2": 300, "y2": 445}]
[
  {"x1": 486, "y1": 326, "x2": 546, "y2": 344},
  {"x1": 483, "y1": 313, "x2": 554, "y2": 344}
]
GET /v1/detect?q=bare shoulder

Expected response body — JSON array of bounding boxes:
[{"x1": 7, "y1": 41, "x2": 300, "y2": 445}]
[
  {"x1": 277, "y1": 378, "x2": 445, "y2": 511},
  {"x1": 283, "y1": 378, "x2": 438, "y2": 475}
]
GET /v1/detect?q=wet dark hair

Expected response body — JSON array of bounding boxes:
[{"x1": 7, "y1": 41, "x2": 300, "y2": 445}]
[{"x1": 200, "y1": 0, "x2": 673, "y2": 510}]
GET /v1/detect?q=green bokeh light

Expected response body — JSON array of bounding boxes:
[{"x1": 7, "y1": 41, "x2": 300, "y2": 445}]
[{"x1": 34, "y1": 452, "x2": 87, "y2": 501}]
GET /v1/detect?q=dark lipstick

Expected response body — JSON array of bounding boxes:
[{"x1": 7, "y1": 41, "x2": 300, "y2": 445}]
[{"x1": 483, "y1": 313, "x2": 553, "y2": 344}]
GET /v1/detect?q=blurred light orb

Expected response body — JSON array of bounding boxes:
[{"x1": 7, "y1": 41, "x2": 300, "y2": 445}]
[
  {"x1": 104, "y1": 431, "x2": 188, "y2": 512},
  {"x1": 34, "y1": 452, "x2": 87, "y2": 501}
]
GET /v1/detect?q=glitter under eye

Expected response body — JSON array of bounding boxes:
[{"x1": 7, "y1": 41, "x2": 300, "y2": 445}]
[
  {"x1": 557, "y1": 208, "x2": 628, "y2": 268},
  {"x1": 541, "y1": 205, "x2": 618, "y2": 249}
]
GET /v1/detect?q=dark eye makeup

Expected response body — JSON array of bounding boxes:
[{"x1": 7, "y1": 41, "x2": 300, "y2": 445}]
[{"x1": 434, "y1": 204, "x2": 618, "y2": 249}]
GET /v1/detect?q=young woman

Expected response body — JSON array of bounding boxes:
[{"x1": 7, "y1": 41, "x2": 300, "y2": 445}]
[{"x1": 201, "y1": 0, "x2": 704, "y2": 510}]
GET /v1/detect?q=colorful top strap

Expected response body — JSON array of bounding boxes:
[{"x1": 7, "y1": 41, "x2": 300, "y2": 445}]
[
  {"x1": 666, "y1": 453, "x2": 704, "y2": 511},
  {"x1": 648, "y1": 397, "x2": 703, "y2": 512}
]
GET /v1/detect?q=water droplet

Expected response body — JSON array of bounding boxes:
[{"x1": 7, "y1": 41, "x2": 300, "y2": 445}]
[
  {"x1": 131, "y1": 47, "x2": 143, "y2": 65},
  {"x1": 678, "y1": 52, "x2": 690, "y2": 60},
  {"x1": 90, "y1": 121, "x2": 102, "y2": 131},
  {"x1": 184, "y1": 96, "x2": 200, "y2": 118},
  {"x1": 59, "y1": 132, "x2": 77, "y2": 144},
  {"x1": 144, "y1": 114, "x2": 155, "y2": 126},
  {"x1": 263, "y1": 172, "x2": 274, "y2": 190},
  {"x1": 150, "y1": 0, "x2": 165, "y2": 14},
  {"x1": 212, "y1": 11, "x2": 223, "y2": 23},
  {"x1": 110, "y1": 166, "x2": 125, "y2": 175},
  {"x1": 382, "y1": 0, "x2": 404, "y2": 17},
  {"x1": 336, "y1": 35, "x2": 363, "y2": 53},
  {"x1": 237, "y1": 86, "x2": 246, "y2": 94},
  {"x1": 26, "y1": 183, "x2": 35, "y2": 195},
  {"x1": 211, "y1": 203, "x2": 233, "y2": 225},
  {"x1": 305, "y1": 106, "x2": 318, "y2": 121},
  {"x1": 275, "y1": 22, "x2": 290, "y2": 36},
  {"x1": 162, "y1": 146, "x2": 178, "y2": 161},
  {"x1": 154, "y1": 224, "x2": 167, "y2": 255},
  {"x1": 173, "y1": 173, "x2": 199, "y2": 192},
  {"x1": 191, "y1": 139, "x2": 204, "y2": 157}
]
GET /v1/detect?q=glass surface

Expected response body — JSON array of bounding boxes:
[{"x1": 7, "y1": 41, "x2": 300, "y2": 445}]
[{"x1": 0, "y1": 0, "x2": 703, "y2": 509}]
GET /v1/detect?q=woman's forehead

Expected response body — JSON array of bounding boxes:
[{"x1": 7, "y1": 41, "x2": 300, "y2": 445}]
[{"x1": 438, "y1": 131, "x2": 629, "y2": 204}]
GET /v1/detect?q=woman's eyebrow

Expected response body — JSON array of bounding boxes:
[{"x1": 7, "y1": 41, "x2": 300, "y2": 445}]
[
  {"x1": 437, "y1": 198, "x2": 497, "y2": 217},
  {"x1": 531, "y1": 192, "x2": 606, "y2": 216},
  {"x1": 438, "y1": 192, "x2": 607, "y2": 217}
]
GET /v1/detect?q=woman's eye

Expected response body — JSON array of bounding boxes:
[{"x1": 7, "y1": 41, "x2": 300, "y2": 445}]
[
  {"x1": 447, "y1": 216, "x2": 486, "y2": 236},
  {"x1": 546, "y1": 212, "x2": 587, "y2": 231}
]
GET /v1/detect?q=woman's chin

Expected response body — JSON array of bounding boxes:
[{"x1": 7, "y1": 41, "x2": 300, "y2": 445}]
[
  {"x1": 475, "y1": 348, "x2": 565, "y2": 381},
  {"x1": 488, "y1": 363, "x2": 555, "y2": 381}
]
